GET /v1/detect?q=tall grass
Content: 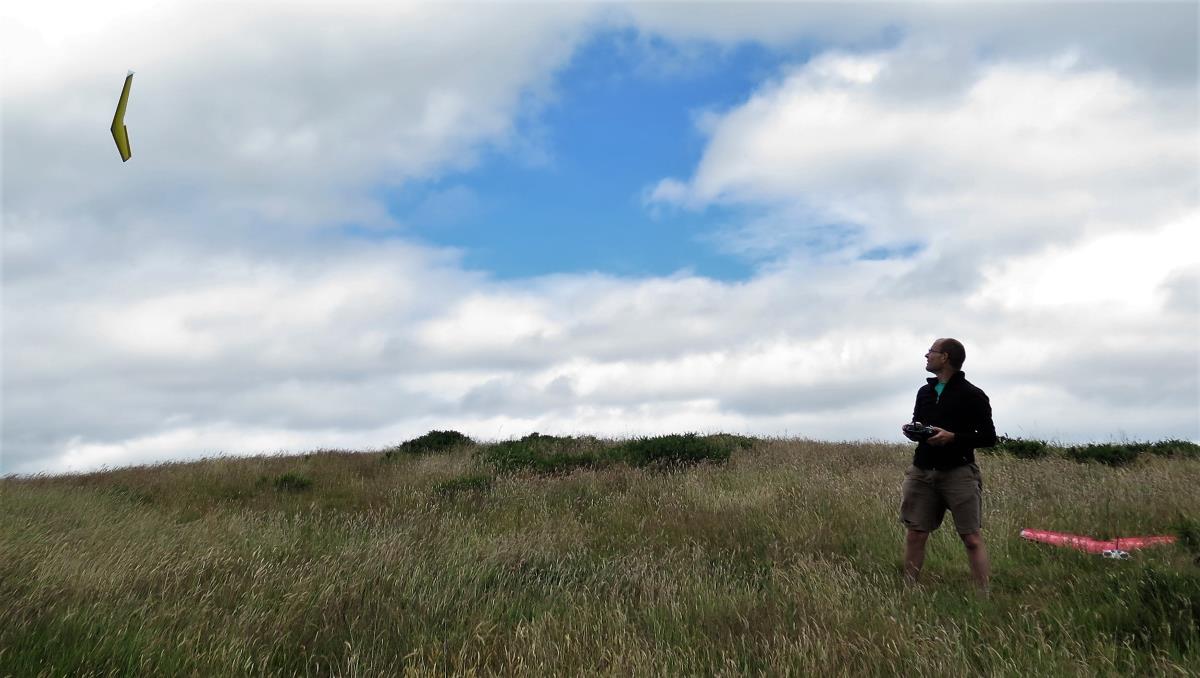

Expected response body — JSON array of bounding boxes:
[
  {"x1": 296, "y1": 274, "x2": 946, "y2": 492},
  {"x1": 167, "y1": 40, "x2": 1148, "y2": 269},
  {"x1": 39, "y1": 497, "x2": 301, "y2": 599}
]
[{"x1": 2, "y1": 438, "x2": 1197, "y2": 676}]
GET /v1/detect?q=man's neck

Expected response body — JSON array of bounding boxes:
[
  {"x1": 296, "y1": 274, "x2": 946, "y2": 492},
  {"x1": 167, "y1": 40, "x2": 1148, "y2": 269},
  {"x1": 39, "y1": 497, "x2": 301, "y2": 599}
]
[{"x1": 935, "y1": 367, "x2": 958, "y2": 384}]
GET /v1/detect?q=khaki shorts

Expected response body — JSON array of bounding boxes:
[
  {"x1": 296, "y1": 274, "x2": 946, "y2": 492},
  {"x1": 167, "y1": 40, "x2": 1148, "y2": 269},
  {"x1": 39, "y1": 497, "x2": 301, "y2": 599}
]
[{"x1": 900, "y1": 463, "x2": 983, "y2": 534}]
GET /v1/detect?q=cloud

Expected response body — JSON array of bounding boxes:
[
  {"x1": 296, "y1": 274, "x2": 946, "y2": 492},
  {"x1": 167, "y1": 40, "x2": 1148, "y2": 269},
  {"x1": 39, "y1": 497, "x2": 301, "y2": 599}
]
[
  {"x1": 1162, "y1": 267, "x2": 1199, "y2": 316},
  {"x1": 3, "y1": 1, "x2": 590, "y2": 243},
  {"x1": 6, "y1": 233, "x2": 1196, "y2": 474},
  {"x1": 969, "y1": 213, "x2": 1199, "y2": 313},
  {"x1": 616, "y1": 2, "x2": 1197, "y2": 84},
  {"x1": 650, "y1": 47, "x2": 1196, "y2": 258}
]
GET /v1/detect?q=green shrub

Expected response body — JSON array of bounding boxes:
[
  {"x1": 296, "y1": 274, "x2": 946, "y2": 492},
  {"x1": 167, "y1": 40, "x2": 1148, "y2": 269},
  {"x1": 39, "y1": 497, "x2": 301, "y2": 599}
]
[
  {"x1": 994, "y1": 435, "x2": 1050, "y2": 459},
  {"x1": 1064, "y1": 443, "x2": 1142, "y2": 467},
  {"x1": 477, "y1": 433, "x2": 601, "y2": 474},
  {"x1": 702, "y1": 433, "x2": 759, "y2": 452},
  {"x1": 383, "y1": 430, "x2": 474, "y2": 460},
  {"x1": 477, "y1": 432, "x2": 740, "y2": 475},
  {"x1": 1148, "y1": 439, "x2": 1200, "y2": 458},
  {"x1": 433, "y1": 474, "x2": 494, "y2": 498},
  {"x1": 614, "y1": 433, "x2": 732, "y2": 468},
  {"x1": 272, "y1": 471, "x2": 313, "y2": 493},
  {"x1": 987, "y1": 437, "x2": 1195, "y2": 464}
]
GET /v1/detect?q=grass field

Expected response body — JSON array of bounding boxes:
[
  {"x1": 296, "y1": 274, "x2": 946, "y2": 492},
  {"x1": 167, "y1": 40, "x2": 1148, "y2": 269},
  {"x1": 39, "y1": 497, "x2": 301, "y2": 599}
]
[{"x1": 2, "y1": 436, "x2": 1198, "y2": 676}]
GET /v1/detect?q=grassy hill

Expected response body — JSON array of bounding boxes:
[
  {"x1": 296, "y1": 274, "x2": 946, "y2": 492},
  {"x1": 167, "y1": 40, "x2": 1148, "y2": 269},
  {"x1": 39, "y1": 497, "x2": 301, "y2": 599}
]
[{"x1": 2, "y1": 435, "x2": 1198, "y2": 676}]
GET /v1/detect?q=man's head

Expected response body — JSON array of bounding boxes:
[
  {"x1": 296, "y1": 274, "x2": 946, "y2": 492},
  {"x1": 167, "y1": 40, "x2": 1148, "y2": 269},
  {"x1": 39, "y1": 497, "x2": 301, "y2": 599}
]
[{"x1": 925, "y1": 338, "x2": 966, "y2": 373}]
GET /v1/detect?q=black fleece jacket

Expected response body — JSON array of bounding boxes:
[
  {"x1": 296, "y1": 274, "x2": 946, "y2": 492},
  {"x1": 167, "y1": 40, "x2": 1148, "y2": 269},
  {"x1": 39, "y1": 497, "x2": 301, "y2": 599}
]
[{"x1": 911, "y1": 371, "x2": 997, "y2": 470}]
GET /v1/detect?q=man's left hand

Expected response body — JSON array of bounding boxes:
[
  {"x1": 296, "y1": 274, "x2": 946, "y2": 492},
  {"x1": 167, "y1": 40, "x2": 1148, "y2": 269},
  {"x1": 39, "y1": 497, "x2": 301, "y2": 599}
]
[{"x1": 928, "y1": 427, "x2": 956, "y2": 446}]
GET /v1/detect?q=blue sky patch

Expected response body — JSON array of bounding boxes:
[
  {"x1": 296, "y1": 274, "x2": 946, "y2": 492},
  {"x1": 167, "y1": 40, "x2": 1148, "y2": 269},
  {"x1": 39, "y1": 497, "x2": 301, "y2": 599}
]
[{"x1": 372, "y1": 29, "x2": 822, "y2": 282}]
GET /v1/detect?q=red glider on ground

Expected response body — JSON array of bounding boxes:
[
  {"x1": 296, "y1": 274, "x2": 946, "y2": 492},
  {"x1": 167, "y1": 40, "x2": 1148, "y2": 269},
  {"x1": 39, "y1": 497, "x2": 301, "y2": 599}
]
[{"x1": 1020, "y1": 528, "x2": 1176, "y2": 558}]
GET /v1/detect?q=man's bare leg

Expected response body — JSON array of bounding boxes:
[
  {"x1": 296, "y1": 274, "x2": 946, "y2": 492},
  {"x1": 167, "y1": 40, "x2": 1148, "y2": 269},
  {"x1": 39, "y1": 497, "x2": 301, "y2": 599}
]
[
  {"x1": 960, "y1": 531, "x2": 990, "y2": 592},
  {"x1": 904, "y1": 529, "x2": 929, "y2": 584}
]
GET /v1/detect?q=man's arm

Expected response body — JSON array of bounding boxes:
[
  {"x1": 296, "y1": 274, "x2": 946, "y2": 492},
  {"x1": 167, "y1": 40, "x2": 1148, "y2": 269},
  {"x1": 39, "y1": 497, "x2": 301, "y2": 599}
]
[
  {"x1": 902, "y1": 391, "x2": 923, "y2": 441},
  {"x1": 957, "y1": 390, "x2": 997, "y2": 449}
]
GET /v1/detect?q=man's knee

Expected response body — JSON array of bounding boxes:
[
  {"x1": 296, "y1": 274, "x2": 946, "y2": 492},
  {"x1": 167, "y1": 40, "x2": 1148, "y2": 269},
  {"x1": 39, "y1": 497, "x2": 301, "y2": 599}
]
[
  {"x1": 959, "y1": 531, "x2": 984, "y2": 550},
  {"x1": 906, "y1": 529, "x2": 930, "y2": 547}
]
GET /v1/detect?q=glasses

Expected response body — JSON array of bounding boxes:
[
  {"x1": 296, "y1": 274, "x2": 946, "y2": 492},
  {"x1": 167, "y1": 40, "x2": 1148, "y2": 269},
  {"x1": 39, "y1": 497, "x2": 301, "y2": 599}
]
[{"x1": 925, "y1": 350, "x2": 946, "y2": 356}]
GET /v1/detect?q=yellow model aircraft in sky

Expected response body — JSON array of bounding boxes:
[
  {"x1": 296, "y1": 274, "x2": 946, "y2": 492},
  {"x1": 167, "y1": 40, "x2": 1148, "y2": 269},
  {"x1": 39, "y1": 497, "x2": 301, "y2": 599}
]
[{"x1": 111, "y1": 71, "x2": 134, "y2": 161}]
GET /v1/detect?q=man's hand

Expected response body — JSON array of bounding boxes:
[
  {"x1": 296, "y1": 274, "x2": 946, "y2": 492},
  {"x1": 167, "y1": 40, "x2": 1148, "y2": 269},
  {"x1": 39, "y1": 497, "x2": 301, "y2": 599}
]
[
  {"x1": 901, "y1": 425, "x2": 921, "y2": 442},
  {"x1": 928, "y1": 427, "x2": 956, "y2": 446}
]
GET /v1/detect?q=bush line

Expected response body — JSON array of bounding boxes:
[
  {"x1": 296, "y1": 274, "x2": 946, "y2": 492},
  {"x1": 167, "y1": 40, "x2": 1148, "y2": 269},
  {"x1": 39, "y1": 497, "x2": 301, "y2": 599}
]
[
  {"x1": 381, "y1": 429, "x2": 1196, "y2": 471},
  {"x1": 476, "y1": 432, "x2": 752, "y2": 474},
  {"x1": 990, "y1": 436, "x2": 1198, "y2": 466}
]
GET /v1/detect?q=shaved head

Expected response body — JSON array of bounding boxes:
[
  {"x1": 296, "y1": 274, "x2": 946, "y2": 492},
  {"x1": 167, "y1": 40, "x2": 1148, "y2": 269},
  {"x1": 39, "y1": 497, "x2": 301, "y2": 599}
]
[{"x1": 936, "y1": 338, "x2": 966, "y2": 370}]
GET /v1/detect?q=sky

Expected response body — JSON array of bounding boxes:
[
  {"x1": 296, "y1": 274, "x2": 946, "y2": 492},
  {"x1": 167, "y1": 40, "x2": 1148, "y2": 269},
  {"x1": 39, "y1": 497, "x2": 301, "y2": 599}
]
[{"x1": 2, "y1": 1, "x2": 1197, "y2": 476}]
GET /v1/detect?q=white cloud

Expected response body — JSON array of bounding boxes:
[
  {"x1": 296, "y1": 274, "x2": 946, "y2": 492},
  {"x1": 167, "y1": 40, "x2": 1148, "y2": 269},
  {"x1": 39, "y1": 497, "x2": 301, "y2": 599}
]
[
  {"x1": 417, "y1": 294, "x2": 566, "y2": 356},
  {"x1": 970, "y1": 212, "x2": 1200, "y2": 313},
  {"x1": 6, "y1": 237, "x2": 1197, "y2": 474},
  {"x1": 2, "y1": 0, "x2": 590, "y2": 240},
  {"x1": 650, "y1": 47, "x2": 1196, "y2": 258},
  {"x1": 615, "y1": 2, "x2": 1197, "y2": 84}
]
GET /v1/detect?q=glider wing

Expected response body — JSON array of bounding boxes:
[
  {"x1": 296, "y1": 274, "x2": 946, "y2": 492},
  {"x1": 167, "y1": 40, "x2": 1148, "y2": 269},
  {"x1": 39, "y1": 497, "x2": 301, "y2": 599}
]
[
  {"x1": 1112, "y1": 535, "x2": 1177, "y2": 550},
  {"x1": 1020, "y1": 529, "x2": 1107, "y2": 554},
  {"x1": 111, "y1": 71, "x2": 134, "y2": 161},
  {"x1": 1021, "y1": 528, "x2": 1177, "y2": 555}
]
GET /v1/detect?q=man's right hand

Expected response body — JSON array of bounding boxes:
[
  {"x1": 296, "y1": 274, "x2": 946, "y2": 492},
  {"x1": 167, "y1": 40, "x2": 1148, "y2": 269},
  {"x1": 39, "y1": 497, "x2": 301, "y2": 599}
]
[{"x1": 901, "y1": 425, "x2": 921, "y2": 442}]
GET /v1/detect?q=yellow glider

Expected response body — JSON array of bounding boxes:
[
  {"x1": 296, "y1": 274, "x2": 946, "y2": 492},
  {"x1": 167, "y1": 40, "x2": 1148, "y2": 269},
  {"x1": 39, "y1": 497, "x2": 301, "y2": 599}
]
[{"x1": 111, "y1": 71, "x2": 134, "y2": 161}]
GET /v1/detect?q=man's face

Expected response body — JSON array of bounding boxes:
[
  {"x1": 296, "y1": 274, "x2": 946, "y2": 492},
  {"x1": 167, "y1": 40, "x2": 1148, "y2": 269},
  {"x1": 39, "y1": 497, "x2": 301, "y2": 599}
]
[{"x1": 925, "y1": 341, "x2": 948, "y2": 373}]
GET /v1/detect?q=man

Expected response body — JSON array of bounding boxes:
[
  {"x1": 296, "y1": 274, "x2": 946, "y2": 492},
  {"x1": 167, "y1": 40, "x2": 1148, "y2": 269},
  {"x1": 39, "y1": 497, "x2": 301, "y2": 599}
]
[{"x1": 900, "y1": 338, "x2": 996, "y2": 592}]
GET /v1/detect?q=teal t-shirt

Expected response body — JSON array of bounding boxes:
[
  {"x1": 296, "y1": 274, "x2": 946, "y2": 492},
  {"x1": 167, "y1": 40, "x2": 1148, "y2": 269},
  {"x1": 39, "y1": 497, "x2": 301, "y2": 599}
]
[{"x1": 935, "y1": 382, "x2": 946, "y2": 402}]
